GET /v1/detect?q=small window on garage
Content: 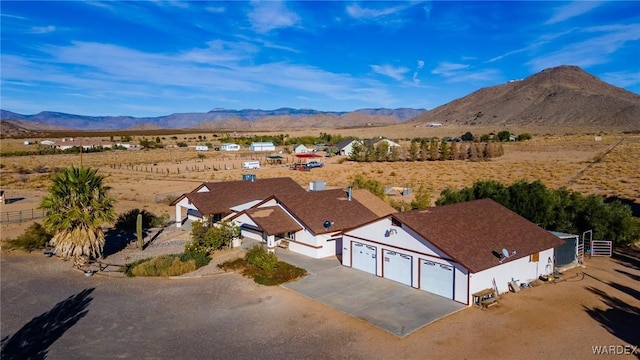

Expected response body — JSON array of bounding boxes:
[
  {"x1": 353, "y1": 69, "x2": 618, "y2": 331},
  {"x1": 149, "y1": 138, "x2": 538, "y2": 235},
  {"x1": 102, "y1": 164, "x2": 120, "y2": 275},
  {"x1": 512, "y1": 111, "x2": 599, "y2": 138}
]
[{"x1": 530, "y1": 252, "x2": 539, "y2": 262}]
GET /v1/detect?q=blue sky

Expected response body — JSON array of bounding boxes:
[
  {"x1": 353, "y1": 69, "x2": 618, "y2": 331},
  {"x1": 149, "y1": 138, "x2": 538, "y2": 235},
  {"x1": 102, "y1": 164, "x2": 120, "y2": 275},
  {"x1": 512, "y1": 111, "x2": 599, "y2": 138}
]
[{"x1": 1, "y1": 1, "x2": 639, "y2": 117}]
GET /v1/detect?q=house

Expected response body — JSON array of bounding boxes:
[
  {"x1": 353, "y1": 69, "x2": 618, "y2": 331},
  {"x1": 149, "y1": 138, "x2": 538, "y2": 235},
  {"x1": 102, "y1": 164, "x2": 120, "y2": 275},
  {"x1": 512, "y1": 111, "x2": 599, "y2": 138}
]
[
  {"x1": 171, "y1": 177, "x2": 306, "y2": 227},
  {"x1": 55, "y1": 139, "x2": 99, "y2": 151},
  {"x1": 250, "y1": 142, "x2": 275, "y2": 152},
  {"x1": 293, "y1": 144, "x2": 309, "y2": 154},
  {"x1": 340, "y1": 199, "x2": 565, "y2": 305},
  {"x1": 335, "y1": 138, "x2": 361, "y2": 157},
  {"x1": 364, "y1": 137, "x2": 401, "y2": 153},
  {"x1": 221, "y1": 143, "x2": 240, "y2": 151},
  {"x1": 195, "y1": 145, "x2": 209, "y2": 151},
  {"x1": 230, "y1": 187, "x2": 395, "y2": 258}
]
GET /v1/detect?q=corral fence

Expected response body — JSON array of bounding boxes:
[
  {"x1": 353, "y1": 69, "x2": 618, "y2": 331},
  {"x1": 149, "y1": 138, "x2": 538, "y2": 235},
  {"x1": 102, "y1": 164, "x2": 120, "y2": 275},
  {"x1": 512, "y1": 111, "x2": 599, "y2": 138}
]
[
  {"x1": 1, "y1": 208, "x2": 46, "y2": 224},
  {"x1": 590, "y1": 240, "x2": 613, "y2": 257}
]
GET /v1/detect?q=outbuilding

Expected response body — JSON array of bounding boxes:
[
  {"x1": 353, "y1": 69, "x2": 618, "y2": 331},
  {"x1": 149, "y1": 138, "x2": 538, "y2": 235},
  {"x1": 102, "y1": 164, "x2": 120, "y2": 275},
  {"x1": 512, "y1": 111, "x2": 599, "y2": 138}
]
[
  {"x1": 250, "y1": 142, "x2": 275, "y2": 151},
  {"x1": 221, "y1": 143, "x2": 240, "y2": 151},
  {"x1": 341, "y1": 199, "x2": 566, "y2": 305}
]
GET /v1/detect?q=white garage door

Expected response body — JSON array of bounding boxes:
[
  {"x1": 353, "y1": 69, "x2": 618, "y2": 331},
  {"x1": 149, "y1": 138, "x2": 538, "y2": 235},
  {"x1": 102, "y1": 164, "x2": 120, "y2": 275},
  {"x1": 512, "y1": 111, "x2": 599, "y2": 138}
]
[
  {"x1": 420, "y1": 259, "x2": 454, "y2": 299},
  {"x1": 383, "y1": 250, "x2": 412, "y2": 286},
  {"x1": 351, "y1": 242, "x2": 377, "y2": 275}
]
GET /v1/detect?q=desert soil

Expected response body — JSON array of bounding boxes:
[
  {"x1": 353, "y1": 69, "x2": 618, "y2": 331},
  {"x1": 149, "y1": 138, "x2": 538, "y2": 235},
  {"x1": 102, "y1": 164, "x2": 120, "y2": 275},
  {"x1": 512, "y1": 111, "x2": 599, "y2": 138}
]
[
  {"x1": 1, "y1": 246, "x2": 638, "y2": 359},
  {"x1": 1, "y1": 129, "x2": 639, "y2": 358}
]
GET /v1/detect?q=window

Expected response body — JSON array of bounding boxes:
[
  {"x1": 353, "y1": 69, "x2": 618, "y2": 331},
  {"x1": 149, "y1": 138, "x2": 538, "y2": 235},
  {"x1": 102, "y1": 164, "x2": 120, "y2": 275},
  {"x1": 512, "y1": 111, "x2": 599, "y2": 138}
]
[
  {"x1": 277, "y1": 232, "x2": 295, "y2": 240},
  {"x1": 530, "y1": 252, "x2": 539, "y2": 262}
]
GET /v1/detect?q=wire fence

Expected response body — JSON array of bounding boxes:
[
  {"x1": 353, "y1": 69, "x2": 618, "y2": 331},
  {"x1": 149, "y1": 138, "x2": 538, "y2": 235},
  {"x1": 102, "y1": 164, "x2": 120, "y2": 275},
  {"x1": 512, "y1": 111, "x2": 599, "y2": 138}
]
[{"x1": 0, "y1": 208, "x2": 46, "y2": 224}]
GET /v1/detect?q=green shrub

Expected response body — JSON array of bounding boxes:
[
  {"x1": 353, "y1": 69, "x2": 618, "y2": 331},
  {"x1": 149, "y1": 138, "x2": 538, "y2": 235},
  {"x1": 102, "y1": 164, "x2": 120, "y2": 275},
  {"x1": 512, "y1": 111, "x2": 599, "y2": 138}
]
[
  {"x1": 218, "y1": 248, "x2": 307, "y2": 286},
  {"x1": 246, "y1": 245, "x2": 278, "y2": 271},
  {"x1": 114, "y1": 209, "x2": 168, "y2": 232},
  {"x1": 5, "y1": 223, "x2": 52, "y2": 252},
  {"x1": 123, "y1": 253, "x2": 210, "y2": 277},
  {"x1": 185, "y1": 220, "x2": 240, "y2": 256}
]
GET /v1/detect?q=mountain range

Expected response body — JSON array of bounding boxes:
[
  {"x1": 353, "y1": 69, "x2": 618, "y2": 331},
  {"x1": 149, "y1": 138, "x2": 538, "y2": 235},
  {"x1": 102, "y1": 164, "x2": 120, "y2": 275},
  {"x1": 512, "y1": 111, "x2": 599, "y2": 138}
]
[
  {"x1": 1, "y1": 65, "x2": 639, "y2": 133},
  {"x1": 0, "y1": 107, "x2": 424, "y2": 131}
]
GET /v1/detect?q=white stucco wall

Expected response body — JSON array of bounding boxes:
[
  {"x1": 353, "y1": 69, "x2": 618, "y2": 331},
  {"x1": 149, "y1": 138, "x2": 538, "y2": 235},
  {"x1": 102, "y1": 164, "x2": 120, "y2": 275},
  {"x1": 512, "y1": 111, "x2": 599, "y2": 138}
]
[{"x1": 469, "y1": 247, "x2": 555, "y2": 301}]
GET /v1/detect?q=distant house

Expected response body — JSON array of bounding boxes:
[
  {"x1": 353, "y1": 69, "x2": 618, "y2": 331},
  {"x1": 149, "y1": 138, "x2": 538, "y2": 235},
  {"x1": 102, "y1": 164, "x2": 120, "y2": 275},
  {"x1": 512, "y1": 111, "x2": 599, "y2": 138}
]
[
  {"x1": 55, "y1": 139, "x2": 99, "y2": 151},
  {"x1": 221, "y1": 143, "x2": 240, "y2": 151},
  {"x1": 335, "y1": 138, "x2": 361, "y2": 157},
  {"x1": 364, "y1": 137, "x2": 400, "y2": 153},
  {"x1": 195, "y1": 145, "x2": 209, "y2": 151},
  {"x1": 250, "y1": 142, "x2": 275, "y2": 152},
  {"x1": 427, "y1": 123, "x2": 442, "y2": 127},
  {"x1": 293, "y1": 144, "x2": 309, "y2": 154}
]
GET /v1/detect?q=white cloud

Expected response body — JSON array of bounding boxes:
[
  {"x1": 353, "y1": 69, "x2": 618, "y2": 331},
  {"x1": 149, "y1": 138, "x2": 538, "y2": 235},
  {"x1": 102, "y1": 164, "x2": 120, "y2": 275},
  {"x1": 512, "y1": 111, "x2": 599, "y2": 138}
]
[
  {"x1": 29, "y1": 25, "x2": 56, "y2": 34},
  {"x1": 527, "y1": 23, "x2": 640, "y2": 71},
  {"x1": 545, "y1": 1, "x2": 603, "y2": 25},
  {"x1": 431, "y1": 62, "x2": 470, "y2": 77},
  {"x1": 346, "y1": 3, "x2": 405, "y2": 19},
  {"x1": 370, "y1": 64, "x2": 409, "y2": 81},
  {"x1": 413, "y1": 60, "x2": 425, "y2": 84},
  {"x1": 248, "y1": 1, "x2": 300, "y2": 33},
  {"x1": 601, "y1": 70, "x2": 640, "y2": 88},
  {"x1": 2, "y1": 40, "x2": 397, "y2": 112},
  {"x1": 205, "y1": 6, "x2": 225, "y2": 14}
]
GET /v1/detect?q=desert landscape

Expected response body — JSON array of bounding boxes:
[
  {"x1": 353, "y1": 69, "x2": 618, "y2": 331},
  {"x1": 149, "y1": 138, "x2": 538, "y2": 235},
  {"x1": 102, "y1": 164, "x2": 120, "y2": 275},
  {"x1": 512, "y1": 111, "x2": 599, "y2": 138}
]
[{"x1": 2, "y1": 66, "x2": 639, "y2": 359}]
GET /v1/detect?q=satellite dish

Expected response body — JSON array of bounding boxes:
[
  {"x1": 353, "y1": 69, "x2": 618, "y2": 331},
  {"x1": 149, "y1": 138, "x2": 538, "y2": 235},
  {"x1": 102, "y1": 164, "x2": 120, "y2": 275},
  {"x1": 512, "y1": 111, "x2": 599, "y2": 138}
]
[
  {"x1": 323, "y1": 220, "x2": 333, "y2": 229},
  {"x1": 502, "y1": 248, "x2": 510, "y2": 258}
]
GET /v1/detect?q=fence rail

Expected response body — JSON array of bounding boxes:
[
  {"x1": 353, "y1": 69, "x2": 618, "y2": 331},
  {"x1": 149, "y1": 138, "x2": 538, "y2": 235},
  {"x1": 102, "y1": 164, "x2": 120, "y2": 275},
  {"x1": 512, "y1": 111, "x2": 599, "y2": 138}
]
[
  {"x1": 0, "y1": 209, "x2": 46, "y2": 224},
  {"x1": 590, "y1": 240, "x2": 613, "y2": 257}
]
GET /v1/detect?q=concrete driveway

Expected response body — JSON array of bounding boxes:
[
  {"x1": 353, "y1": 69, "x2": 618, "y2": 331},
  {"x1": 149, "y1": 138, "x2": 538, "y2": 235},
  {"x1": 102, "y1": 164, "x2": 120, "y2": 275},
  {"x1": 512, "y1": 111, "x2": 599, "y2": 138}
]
[{"x1": 277, "y1": 249, "x2": 466, "y2": 337}]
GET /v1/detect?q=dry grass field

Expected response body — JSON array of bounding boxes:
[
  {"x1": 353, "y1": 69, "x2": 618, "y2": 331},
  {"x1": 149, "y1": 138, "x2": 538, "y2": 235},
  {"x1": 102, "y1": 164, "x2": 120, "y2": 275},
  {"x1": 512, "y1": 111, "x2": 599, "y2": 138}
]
[{"x1": 1, "y1": 126, "x2": 639, "y2": 241}]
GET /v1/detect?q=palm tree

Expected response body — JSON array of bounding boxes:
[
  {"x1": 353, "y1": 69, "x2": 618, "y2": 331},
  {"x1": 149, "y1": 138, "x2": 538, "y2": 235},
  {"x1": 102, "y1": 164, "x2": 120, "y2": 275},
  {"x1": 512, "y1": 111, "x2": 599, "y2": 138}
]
[{"x1": 40, "y1": 166, "x2": 115, "y2": 266}]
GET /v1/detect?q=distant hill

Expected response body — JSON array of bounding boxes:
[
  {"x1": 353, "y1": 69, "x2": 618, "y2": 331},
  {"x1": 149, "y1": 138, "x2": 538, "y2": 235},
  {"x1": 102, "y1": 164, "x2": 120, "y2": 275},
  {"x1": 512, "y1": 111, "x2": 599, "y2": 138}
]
[
  {"x1": 409, "y1": 65, "x2": 640, "y2": 128},
  {"x1": 0, "y1": 107, "x2": 426, "y2": 131}
]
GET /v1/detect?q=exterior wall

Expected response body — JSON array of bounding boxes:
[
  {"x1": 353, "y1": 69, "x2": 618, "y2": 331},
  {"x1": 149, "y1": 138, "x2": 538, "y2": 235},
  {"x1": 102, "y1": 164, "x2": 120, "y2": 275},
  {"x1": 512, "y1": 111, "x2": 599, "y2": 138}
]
[
  {"x1": 250, "y1": 143, "x2": 276, "y2": 151},
  {"x1": 339, "y1": 141, "x2": 359, "y2": 156},
  {"x1": 287, "y1": 229, "x2": 338, "y2": 259},
  {"x1": 174, "y1": 197, "x2": 199, "y2": 227},
  {"x1": 469, "y1": 247, "x2": 555, "y2": 301},
  {"x1": 293, "y1": 145, "x2": 308, "y2": 154}
]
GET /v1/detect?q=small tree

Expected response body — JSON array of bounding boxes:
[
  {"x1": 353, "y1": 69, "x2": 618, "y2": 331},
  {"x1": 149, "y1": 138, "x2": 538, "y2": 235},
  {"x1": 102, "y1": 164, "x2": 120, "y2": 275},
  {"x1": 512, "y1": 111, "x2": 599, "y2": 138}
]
[
  {"x1": 411, "y1": 184, "x2": 431, "y2": 210},
  {"x1": 408, "y1": 141, "x2": 419, "y2": 162},
  {"x1": 185, "y1": 220, "x2": 240, "y2": 256},
  {"x1": 497, "y1": 131, "x2": 511, "y2": 142},
  {"x1": 461, "y1": 132, "x2": 474, "y2": 141}
]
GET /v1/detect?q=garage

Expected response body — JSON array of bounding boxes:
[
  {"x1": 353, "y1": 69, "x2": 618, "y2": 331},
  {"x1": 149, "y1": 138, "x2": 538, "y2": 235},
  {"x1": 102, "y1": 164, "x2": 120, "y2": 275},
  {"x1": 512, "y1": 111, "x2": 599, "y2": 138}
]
[
  {"x1": 351, "y1": 242, "x2": 377, "y2": 275},
  {"x1": 382, "y1": 250, "x2": 412, "y2": 286},
  {"x1": 420, "y1": 259, "x2": 454, "y2": 299}
]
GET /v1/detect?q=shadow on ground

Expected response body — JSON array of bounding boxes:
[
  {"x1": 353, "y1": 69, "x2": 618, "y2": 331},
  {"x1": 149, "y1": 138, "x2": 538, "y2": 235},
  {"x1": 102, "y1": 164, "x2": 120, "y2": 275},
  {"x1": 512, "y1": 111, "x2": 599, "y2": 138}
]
[
  {"x1": 583, "y1": 284, "x2": 640, "y2": 358},
  {"x1": 0, "y1": 288, "x2": 95, "y2": 360}
]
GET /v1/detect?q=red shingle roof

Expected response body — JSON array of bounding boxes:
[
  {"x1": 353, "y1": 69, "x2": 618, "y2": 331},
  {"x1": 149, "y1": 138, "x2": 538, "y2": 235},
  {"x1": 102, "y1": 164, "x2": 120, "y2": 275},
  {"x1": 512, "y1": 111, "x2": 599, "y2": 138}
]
[
  {"x1": 274, "y1": 189, "x2": 379, "y2": 235},
  {"x1": 172, "y1": 177, "x2": 306, "y2": 215},
  {"x1": 244, "y1": 206, "x2": 303, "y2": 236},
  {"x1": 393, "y1": 199, "x2": 566, "y2": 273}
]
